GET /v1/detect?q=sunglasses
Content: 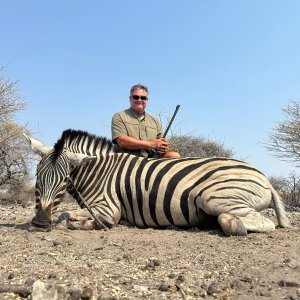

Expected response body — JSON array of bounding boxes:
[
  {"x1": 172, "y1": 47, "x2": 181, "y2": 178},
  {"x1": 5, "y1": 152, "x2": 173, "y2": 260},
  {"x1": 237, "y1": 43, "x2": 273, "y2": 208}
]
[{"x1": 131, "y1": 95, "x2": 148, "y2": 101}]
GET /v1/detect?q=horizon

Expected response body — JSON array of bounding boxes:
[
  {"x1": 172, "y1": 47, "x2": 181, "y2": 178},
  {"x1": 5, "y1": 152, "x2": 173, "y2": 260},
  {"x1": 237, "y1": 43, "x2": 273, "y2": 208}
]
[{"x1": 1, "y1": 0, "x2": 300, "y2": 177}]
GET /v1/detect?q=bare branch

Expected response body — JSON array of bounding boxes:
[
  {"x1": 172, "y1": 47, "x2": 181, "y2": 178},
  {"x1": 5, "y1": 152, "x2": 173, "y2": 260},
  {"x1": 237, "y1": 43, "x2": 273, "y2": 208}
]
[
  {"x1": 265, "y1": 100, "x2": 300, "y2": 166},
  {"x1": 170, "y1": 135, "x2": 234, "y2": 158},
  {"x1": 0, "y1": 70, "x2": 32, "y2": 191}
]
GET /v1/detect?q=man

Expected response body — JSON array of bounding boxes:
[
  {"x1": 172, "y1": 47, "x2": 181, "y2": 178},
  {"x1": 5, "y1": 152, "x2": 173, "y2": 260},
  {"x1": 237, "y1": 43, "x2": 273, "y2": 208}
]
[{"x1": 111, "y1": 84, "x2": 180, "y2": 158}]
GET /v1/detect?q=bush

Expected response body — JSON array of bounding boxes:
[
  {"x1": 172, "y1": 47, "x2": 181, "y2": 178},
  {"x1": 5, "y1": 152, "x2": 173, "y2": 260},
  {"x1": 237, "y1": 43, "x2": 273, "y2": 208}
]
[{"x1": 169, "y1": 135, "x2": 234, "y2": 158}]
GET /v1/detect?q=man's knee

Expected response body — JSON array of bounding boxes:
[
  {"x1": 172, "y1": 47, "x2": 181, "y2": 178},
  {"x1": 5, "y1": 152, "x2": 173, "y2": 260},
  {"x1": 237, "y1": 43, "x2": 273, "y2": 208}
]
[{"x1": 163, "y1": 151, "x2": 181, "y2": 159}]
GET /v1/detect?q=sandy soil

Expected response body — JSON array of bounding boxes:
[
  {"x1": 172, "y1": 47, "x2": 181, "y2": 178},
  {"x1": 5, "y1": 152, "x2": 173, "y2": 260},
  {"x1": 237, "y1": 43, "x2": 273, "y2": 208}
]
[{"x1": 0, "y1": 199, "x2": 299, "y2": 300}]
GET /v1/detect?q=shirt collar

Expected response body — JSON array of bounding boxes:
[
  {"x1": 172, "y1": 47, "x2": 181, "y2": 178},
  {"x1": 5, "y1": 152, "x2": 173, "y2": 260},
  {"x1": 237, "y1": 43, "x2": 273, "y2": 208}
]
[{"x1": 129, "y1": 108, "x2": 145, "y2": 121}]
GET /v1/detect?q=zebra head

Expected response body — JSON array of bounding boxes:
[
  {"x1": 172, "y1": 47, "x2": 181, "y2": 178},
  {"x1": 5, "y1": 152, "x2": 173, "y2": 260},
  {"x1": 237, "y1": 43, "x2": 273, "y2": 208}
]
[{"x1": 24, "y1": 134, "x2": 93, "y2": 231}]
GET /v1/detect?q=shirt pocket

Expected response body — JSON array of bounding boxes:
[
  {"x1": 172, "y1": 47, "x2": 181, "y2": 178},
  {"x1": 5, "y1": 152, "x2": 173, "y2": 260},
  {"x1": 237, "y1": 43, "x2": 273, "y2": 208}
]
[
  {"x1": 145, "y1": 125, "x2": 158, "y2": 140},
  {"x1": 124, "y1": 121, "x2": 140, "y2": 139}
]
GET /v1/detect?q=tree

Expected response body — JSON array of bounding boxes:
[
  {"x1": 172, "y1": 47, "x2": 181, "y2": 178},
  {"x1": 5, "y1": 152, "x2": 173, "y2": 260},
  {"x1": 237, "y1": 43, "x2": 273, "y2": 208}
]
[
  {"x1": 155, "y1": 110, "x2": 234, "y2": 158},
  {"x1": 0, "y1": 69, "x2": 32, "y2": 192},
  {"x1": 268, "y1": 175, "x2": 286, "y2": 192},
  {"x1": 0, "y1": 68, "x2": 26, "y2": 122},
  {"x1": 0, "y1": 122, "x2": 31, "y2": 188},
  {"x1": 269, "y1": 173, "x2": 300, "y2": 207},
  {"x1": 170, "y1": 135, "x2": 234, "y2": 158},
  {"x1": 266, "y1": 100, "x2": 300, "y2": 166}
]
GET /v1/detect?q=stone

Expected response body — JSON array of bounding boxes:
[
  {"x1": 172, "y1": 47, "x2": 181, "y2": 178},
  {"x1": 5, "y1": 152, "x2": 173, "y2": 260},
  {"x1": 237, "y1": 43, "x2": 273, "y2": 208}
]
[{"x1": 31, "y1": 280, "x2": 58, "y2": 300}]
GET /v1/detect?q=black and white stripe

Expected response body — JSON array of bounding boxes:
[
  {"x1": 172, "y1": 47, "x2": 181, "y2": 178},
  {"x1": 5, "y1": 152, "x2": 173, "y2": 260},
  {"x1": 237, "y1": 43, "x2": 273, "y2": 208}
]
[{"x1": 31, "y1": 129, "x2": 290, "y2": 234}]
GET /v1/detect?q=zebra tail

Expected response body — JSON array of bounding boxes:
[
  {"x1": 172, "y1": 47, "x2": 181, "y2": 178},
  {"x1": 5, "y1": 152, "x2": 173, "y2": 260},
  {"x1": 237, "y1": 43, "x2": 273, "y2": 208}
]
[{"x1": 271, "y1": 187, "x2": 291, "y2": 228}]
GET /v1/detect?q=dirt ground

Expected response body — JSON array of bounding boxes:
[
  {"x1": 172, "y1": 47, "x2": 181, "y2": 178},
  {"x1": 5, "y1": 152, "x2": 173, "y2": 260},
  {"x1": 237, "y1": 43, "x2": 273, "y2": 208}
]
[{"x1": 0, "y1": 199, "x2": 299, "y2": 300}]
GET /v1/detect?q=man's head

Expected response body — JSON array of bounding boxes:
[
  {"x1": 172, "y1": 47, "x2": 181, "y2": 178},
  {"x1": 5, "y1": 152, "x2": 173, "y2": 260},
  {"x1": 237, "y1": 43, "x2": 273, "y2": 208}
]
[{"x1": 129, "y1": 84, "x2": 149, "y2": 116}]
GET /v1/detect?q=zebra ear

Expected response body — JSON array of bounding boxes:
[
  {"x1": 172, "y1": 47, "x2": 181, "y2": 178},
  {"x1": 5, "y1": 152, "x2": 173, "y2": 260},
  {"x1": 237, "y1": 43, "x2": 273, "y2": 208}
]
[
  {"x1": 66, "y1": 151, "x2": 96, "y2": 167},
  {"x1": 23, "y1": 133, "x2": 51, "y2": 157}
]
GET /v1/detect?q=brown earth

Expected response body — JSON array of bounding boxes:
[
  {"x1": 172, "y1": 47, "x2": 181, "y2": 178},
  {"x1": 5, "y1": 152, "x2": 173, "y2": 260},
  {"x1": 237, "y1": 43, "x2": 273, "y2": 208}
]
[{"x1": 0, "y1": 199, "x2": 299, "y2": 300}]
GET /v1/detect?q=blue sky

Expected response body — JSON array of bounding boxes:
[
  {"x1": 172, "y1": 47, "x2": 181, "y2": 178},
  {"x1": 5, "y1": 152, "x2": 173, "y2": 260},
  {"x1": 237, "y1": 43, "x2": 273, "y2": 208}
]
[{"x1": 1, "y1": 0, "x2": 300, "y2": 177}]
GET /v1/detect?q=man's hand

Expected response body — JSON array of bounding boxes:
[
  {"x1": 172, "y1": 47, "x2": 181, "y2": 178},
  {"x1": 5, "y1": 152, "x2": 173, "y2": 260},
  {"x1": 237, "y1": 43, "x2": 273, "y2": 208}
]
[
  {"x1": 115, "y1": 136, "x2": 169, "y2": 154},
  {"x1": 150, "y1": 138, "x2": 169, "y2": 154}
]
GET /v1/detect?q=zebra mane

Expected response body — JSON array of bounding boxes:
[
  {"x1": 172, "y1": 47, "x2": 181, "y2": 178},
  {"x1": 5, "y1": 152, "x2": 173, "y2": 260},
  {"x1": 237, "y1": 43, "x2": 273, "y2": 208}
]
[{"x1": 53, "y1": 129, "x2": 120, "y2": 157}]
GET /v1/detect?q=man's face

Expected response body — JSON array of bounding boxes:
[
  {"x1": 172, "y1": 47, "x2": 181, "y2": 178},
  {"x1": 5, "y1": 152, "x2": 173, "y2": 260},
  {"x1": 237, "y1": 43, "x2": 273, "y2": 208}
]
[{"x1": 129, "y1": 88, "x2": 148, "y2": 115}]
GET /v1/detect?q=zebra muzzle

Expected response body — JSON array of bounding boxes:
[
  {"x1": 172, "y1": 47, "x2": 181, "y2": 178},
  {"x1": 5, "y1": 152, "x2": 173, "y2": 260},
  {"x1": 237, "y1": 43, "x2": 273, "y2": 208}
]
[
  {"x1": 28, "y1": 224, "x2": 52, "y2": 232},
  {"x1": 30, "y1": 214, "x2": 52, "y2": 232}
]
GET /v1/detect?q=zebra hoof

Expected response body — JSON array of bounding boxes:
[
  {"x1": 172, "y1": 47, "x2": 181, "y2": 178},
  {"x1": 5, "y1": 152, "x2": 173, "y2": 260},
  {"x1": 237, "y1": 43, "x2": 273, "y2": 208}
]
[
  {"x1": 66, "y1": 221, "x2": 81, "y2": 230},
  {"x1": 218, "y1": 213, "x2": 247, "y2": 236}
]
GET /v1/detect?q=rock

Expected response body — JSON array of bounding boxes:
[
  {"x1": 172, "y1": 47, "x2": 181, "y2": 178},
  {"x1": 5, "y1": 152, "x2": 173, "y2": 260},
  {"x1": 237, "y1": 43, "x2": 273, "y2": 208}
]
[
  {"x1": 158, "y1": 283, "x2": 170, "y2": 291},
  {"x1": 147, "y1": 257, "x2": 160, "y2": 267},
  {"x1": 221, "y1": 295, "x2": 234, "y2": 300},
  {"x1": 81, "y1": 287, "x2": 93, "y2": 299},
  {"x1": 267, "y1": 208, "x2": 275, "y2": 217},
  {"x1": 122, "y1": 253, "x2": 131, "y2": 260},
  {"x1": 239, "y1": 276, "x2": 252, "y2": 283},
  {"x1": 256, "y1": 290, "x2": 271, "y2": 297},
  {"x1": 31, "y1": 280, "x2": 58, "y2": 300},
  {"x1": 68, "y1": 289, "x2": 81, "y2": 300},
  {"x1": 48, "y1": 272, "x2": 57, "y2": 279},
  {"x1": 278, "y1": 280, "x2": 300, "y2": 287},
  {"x1": 177, "y1": 274, "x2": 185, "y2": 282},
  {"x1": 283, "y1": 257, "x2": 292, "y2": 264},
  {"x1": 196, "y1": 289, "x2": 207, "y2": 298},
  {"x1": 97, "y1": 294, "x2": 119, "y2": 300},
  {"x1": 56, "y1": 285, "x2": 65, "y2": 296},
  {"x1": 285, "y1": 295, "x2": 298, "y2": 300},
  {"x1": 207, "y1": 282, "x2": 223, "y2": 295},
  {"x1": 133, "y1": 285, "x2": 148, "y2": 293},
  {"x1": 52, "y1": 240, "x2": 62, "y2": 247},
  {"x1": 7, "y1": 272, "x2": 14, "y2": 279},
  {"x1": 87, "y1": 261, "x2": 93, "y2": 267},
  {"x1": 230, "y1": 279, "x2": 244, "y2": 290},
  {"x1": 24, "y1": 278, "x2": 35, "y2": 286}
]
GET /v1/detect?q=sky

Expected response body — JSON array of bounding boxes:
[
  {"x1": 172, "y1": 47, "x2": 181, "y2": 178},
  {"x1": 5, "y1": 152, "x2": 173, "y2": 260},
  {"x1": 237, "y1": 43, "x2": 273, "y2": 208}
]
[{"x1": 1, "y1": 0, "x2": 300, "y2": 177}]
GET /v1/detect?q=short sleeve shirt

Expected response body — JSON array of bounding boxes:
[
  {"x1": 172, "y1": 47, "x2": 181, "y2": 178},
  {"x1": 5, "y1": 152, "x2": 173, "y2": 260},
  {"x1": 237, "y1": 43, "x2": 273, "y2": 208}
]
[{"x1": 111, "y1": 108, "x2": 163, "y2": 157}]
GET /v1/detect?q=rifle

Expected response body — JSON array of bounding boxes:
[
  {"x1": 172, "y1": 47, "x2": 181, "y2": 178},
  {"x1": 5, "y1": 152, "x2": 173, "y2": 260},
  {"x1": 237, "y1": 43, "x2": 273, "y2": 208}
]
[
  {"x1": 147, "y1": 104, "x2": 180, "y2": 158},
  {"x1": 67, "y1": 176, "x2": 109, "y2": 230}
]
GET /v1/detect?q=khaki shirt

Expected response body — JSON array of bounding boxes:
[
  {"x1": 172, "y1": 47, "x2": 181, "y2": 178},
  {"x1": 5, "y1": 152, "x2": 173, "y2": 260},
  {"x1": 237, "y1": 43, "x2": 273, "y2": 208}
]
[{"x1": 111, "y1": 108, "x2": 163, "y2": 157}]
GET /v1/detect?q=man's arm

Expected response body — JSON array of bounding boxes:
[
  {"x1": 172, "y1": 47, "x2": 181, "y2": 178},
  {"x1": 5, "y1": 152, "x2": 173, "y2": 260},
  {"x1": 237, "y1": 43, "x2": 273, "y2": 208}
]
[
  {"x1": 112, "y1": 112, "x2": 168, "y2": 154},
  {"x1": 115, "y1": 136, "x2": 168, "y2": 154}
]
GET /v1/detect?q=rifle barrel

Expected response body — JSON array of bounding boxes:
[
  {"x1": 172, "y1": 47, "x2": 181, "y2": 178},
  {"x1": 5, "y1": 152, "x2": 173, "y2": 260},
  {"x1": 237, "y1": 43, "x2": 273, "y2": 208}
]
[{"x1": 163, "y1": 104, "x2": 180, "y2": 138}]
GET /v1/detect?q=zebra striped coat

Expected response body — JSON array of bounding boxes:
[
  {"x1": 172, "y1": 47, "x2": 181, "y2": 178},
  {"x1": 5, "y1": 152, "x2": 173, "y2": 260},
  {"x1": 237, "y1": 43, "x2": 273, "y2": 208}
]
[{"x1": 25, "y1": 129, "x2": 290, "y2": 236}]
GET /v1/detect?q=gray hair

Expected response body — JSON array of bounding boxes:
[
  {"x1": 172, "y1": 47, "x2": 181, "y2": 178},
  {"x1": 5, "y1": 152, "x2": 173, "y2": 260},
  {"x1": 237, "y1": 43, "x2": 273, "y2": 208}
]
[{"x1": 130, "y1": 84, "x2": 148, "y2": 95}]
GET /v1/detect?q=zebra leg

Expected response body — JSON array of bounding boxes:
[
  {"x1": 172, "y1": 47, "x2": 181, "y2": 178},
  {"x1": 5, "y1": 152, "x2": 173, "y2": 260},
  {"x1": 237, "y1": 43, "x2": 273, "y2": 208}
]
[
  {"x1": 196, "y1": 196, "x2": 249, "y2": 236},
  {"x1": 67, "y1": 219, "x2": 98, "y2": 230},
  {"x1": 55, "y1": 209, "x2": 97, "y2": 230},
  {"x1": 217, "y1": 213, "x2": 248, "y2": 236},
  {"x1": 197, "y1": 194, "x2": 276, "y2": 236},
  {"x1": 57, "y1": 208, "x2": 119, "y2": 230},
  {"x1": 56, "y1": 209, "x2": 91, "y2": 223},
  {"x1": 218, "y1": 211, "x2": 276, "y2": 236},
  {"x1": 235, "y1": 211, "x2": 276, "y2": 233}
]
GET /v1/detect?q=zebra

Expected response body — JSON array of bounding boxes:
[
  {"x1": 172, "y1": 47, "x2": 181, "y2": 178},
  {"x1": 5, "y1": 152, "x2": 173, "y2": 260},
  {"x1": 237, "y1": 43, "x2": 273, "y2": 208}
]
[{"x1": 24, "y1": 129, "x2": 290, "y2": 236}]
